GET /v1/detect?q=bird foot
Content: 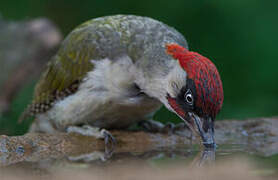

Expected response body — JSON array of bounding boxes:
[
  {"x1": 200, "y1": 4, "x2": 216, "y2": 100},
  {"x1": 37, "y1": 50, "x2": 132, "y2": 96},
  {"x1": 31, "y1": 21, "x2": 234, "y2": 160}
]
[
  {"x1": 67, "y1": 125, "x2": 116, "y2": 158},
  {"x1": 139, "y1": 120, "x2": 192, "y2": 137},
  {"x1": 100, "y1": 129, "x2": 116, "y2": 157}
]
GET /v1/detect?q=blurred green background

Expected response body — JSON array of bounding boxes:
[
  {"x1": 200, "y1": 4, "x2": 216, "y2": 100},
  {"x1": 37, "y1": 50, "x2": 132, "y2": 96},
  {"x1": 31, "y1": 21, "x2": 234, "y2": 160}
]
[{"x1": 0, "y1": 0, "x2": 277, "y2": 135}]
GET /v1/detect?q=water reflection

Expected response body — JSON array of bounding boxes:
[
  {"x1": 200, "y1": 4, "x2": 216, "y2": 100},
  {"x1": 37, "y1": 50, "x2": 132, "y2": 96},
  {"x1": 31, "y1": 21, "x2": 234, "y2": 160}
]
[
  {"x1": 191, "y1": 148, "x2": 215, "y2": 167},
  {"x1": 1, "y1": 143, "x2": 278, "y2": 179},
  {"x1": 0, "y1": 143, "x2": 237, "y2": 169}
]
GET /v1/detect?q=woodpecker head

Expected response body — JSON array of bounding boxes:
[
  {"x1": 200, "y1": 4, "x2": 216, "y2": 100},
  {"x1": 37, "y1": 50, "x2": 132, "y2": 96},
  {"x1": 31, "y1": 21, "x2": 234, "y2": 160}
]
[{"x1": 164, "y1": 43, "x2": 223, "y2": 148}]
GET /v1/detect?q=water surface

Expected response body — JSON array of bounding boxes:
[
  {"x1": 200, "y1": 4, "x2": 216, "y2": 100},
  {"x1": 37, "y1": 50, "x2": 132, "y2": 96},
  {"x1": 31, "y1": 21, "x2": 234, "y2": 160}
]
[{"x1": 1, "y1": 143, "x2": 278, "y2": 179}]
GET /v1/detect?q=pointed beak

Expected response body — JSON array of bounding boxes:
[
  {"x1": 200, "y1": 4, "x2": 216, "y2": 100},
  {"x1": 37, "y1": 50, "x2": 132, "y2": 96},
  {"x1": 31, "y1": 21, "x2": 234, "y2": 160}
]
[{"x1": 183, "y1": 113, "x2": 215, "y2": 149}]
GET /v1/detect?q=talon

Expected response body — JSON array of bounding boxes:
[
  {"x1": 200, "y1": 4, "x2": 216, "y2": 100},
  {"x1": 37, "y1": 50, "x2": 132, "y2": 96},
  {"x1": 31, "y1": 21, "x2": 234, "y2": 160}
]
[
  {"x1": 173, "y1": 122, "x2": 187, "y2": 131},
  {"x1": 139, "y1": 120, "x2": 192, "y2": 136},
  {"x1": 100, "y1": 129, "x2": 116, "y2": 158},
  {"x1": 66, "y1": 125, "x2": 116, "y2": 159},
  {"x1": 139, "y1": 120, "x2": 164, "y2": 133},
  {"x1": 162, "y1": 122, "x2": 175, "y2": 134}
]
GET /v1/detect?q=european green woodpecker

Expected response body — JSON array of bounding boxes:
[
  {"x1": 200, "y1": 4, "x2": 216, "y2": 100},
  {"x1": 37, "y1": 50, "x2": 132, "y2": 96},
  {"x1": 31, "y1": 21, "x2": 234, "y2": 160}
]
[{"x1": 21, "y1": 15, "x2": 223, "y2": 149}]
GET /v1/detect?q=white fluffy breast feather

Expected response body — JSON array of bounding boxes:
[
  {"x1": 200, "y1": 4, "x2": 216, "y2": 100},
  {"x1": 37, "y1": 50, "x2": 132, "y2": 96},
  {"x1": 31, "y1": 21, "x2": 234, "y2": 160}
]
[
  {"x1": 165, "y1": 62, "x2": 187, "y2": 98},
  {"x1": 43, "y1": 56, "x2": 141, "y2": 128}
]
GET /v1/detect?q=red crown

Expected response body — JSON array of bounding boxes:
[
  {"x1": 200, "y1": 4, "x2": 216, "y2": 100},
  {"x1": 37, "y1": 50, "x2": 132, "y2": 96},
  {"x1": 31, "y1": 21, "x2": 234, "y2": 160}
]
[{"x1": 166, "y1": 43, "x2": 224, "y2": 117}]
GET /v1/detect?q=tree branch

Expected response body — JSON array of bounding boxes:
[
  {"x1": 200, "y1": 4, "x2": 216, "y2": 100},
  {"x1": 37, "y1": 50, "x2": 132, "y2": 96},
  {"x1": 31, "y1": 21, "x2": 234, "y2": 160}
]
[{"x1": 0, "y1": 117, "x2": 277, "y2": 166}]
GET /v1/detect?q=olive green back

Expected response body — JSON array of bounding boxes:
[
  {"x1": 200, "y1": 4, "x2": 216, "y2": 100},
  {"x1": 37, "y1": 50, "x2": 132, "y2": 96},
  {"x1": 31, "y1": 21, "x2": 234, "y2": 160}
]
[{"x1": 22, "y1": 24, "x2": 98, "y2": 118}]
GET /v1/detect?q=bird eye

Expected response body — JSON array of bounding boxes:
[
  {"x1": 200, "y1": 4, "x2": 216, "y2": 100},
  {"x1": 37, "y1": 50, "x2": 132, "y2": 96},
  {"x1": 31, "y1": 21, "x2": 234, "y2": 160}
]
[{"x1": 185, "y1": 90, "x2": 193, "y2": 105}]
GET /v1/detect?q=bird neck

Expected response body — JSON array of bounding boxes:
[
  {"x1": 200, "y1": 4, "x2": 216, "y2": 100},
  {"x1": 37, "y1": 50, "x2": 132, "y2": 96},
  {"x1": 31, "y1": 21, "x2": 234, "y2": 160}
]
[{"x1": 135, "y1": 58, "x2": 187, "y2": 107}]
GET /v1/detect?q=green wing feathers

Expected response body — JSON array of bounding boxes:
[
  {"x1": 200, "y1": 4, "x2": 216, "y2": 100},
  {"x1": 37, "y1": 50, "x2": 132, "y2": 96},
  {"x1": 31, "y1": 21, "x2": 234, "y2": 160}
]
[{"x1": 20, "y1": 28, "x2": 96, "y2": 120}]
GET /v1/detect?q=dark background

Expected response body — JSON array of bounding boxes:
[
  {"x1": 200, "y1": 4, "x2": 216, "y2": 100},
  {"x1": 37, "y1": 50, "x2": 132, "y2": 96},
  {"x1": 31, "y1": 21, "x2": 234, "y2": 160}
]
[{"x1": 0, "y1": 0, "x2": 277, "y2": 135}]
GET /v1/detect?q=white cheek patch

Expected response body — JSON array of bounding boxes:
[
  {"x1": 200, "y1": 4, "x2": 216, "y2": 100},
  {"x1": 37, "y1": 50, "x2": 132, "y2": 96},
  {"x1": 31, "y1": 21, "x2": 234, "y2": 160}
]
[{"x1": 166, "y1": 62, "x2": 187, "y2": 98}]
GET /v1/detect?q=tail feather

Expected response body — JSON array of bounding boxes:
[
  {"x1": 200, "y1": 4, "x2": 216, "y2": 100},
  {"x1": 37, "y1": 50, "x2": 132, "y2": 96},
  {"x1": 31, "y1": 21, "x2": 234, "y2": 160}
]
[{"x1": 18, "y1": 105, "x2": 33, "y2": 123}]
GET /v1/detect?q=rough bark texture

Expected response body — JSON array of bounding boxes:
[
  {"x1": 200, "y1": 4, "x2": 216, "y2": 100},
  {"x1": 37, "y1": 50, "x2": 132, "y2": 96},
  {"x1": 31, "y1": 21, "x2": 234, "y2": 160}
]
[
  {"x1": 0, "y1": 18, "x2": 62, "y2": 113},
  {"x1": 0, "y1": 117, "x2": 277, "y2": 166}
]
